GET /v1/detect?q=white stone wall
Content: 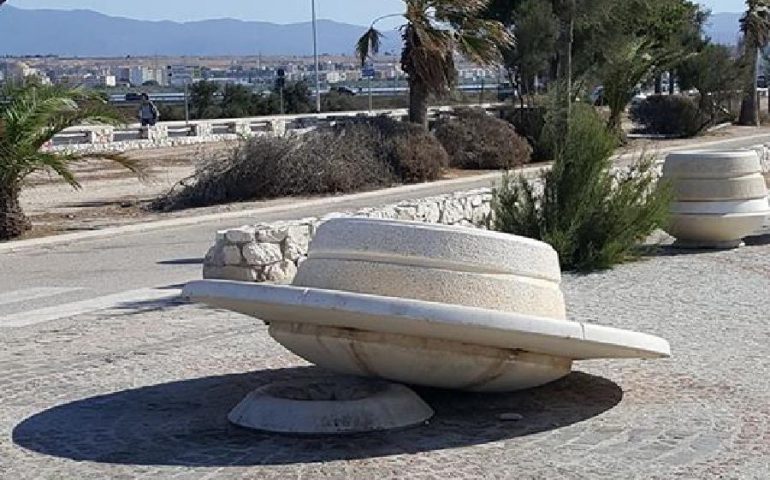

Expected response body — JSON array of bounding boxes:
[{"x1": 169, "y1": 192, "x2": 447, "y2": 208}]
[
  {"x1": 203, "y1": 188, "x2": 494, "y2": 283},
  {"x1": 44, "y1": 132, "x2": 242, "y2": 155}
]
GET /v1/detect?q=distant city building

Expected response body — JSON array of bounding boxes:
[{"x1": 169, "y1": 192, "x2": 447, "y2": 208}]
[
  {"x1": 1, "y1": 61, "x2": 51, "y2": 84},
  {"x1": 82, "y1": 74, "x2": 117, "y2": 88},
  {"x1": 129, "y1": 66, "x2": 166, "y2": 87},
  {"x1": 166, "y1": 65, "x2": 201, "y2": 86}
]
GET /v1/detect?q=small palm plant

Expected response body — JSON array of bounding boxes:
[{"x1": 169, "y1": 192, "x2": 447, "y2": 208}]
[
  {"x1": 738, "y1": 0, "x2": 770, "y2": 126},
  {"x1": 355, "y1": 0, "x2": 512, "y2": 128},
  {"x1": 0, "y1": 84, "x2": 142, "y2": 240}
]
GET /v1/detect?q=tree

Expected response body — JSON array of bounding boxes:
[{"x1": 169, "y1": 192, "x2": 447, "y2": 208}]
[
  {"x1": 279, "y1": 80, "x2": 313, "y2": 114},
  {"x1": 188, "y1": 80, "x2": 219, "y2": 119},
  {"x1": 494, "y1": 0, "x2": 557, "y2": 105},
  {"x1": 678, "y1": 43, "x2": 742, "y2": 123},
  {"x1": 0, "y1": 85, "x2": 142, "y2": 239},
  {"x1": 356, "y1": 0, "x2": 512, "y2": 129},
  {"x1": 597, "y1": 0, "x2": 705, "y2": 136},
  {"x1": 738, "y1": 0, "x2": 770, "y2": 126},
  {"x1": 493, "y1": 104, "x2": 671, "y2": 271},
  {"x1": 221, "y1": 84, "x2": 254, "y2": 118}
]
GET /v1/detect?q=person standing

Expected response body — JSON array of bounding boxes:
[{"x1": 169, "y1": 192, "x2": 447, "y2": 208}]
[{"x1": 138, "y1": 93, "x2": 160, "y2": 127}]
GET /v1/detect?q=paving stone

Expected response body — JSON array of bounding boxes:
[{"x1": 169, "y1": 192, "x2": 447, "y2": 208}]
[{"x1": 1, "y1": 241, "x2": 769, "y2": 479}]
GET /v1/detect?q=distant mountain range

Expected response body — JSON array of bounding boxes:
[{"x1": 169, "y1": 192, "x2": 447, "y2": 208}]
[
  {"x1": 0, "y1": 6, "x2": 401, "y2": 57},
  {"x1": 0, "y1": 6, "x2": 743, "y2": 57}
]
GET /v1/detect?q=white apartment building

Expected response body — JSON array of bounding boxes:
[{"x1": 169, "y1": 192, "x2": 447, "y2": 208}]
[{"x1": 129, "y1": 66, "x2": 167, "y2": 87}]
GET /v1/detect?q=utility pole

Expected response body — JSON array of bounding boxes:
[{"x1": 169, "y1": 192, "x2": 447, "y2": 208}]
[
  {"x1": 184, "y1": 81, "x2": 190, "y2": 124},
  {"x1": 368, "y1": 75, "x2": 373, "y2": 112},
  {"x1": 312, "y1": 0, "x2": 322, "y2": 113}
]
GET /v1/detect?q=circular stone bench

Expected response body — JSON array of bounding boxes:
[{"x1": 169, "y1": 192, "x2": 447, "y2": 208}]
[
  {"x1": 185, "y1": 218, "x2": 670, "y2": 393},
  {"x1": 663, "y1": 150, "x2": 770, "y2": 248}
]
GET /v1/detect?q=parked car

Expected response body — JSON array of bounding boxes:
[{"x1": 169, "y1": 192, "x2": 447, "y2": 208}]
[
  {"x1": 630, "y1": 90, "x2": 648, "y2": 106},
  {"x1": 332, "y1": 86, "x2": 357, "y2": 96}
]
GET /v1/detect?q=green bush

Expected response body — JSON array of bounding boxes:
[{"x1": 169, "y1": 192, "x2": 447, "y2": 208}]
[
  {"x1": 629, "y1": 95, "x2": 708, "y2": 137},
  {"x1": 492, "y1": 105, "x2": 671, "y2": 272},
  {"x1": 151, "y1": 118, "x2": 447, "y2": 211},
  {"x1": 434, "y1": 108, "x2": 532, "y2": 169},
  {"x1": 321, "y1": 90, "x2": 359, "y2": 112},
  {"x1": 503, "y1": 107, "x2": 554, "y2": 161}
]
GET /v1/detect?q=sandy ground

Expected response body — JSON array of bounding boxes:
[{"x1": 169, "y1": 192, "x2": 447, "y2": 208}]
[
  {"x1": 17, "y1": 143, "x2": 496, "y2": 239},
  {"x1": 19, "y1": 144, "x2": 232, "y2": 237},
  {"x1": 15, "y1": 124, "x2": 770, "y2": 239}
]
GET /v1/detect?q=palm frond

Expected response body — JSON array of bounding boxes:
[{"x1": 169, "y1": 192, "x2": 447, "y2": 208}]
[
  {"x1": 356, "y1": 27, "x2": 384, "y2": 66},
  {"x1": 741, "y1": 0, "x2": 770, "y2": 47},
  {"x1": 30, "y1": 152, "x2": 81, "y2": 189},
  {"x1": 433, "y1": 0, "x2": 489, "y2": 21},
  {"x1": 1, "y1": 84, "x2": 141, "y2": 190},
  {"x1": 455, "y1": 18, "x2": 513, "y2": 65}
]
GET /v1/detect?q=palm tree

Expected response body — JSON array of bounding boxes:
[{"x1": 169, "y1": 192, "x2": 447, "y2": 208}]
[
  {"x1": 356, "y1": 0, "x2": 512, "y2": 129},
  {"x1": 738, "y1": 0, "x2": 770, "y2": 126},
  {"x1": 0, "y1": 85, "x2": 143, "y2": 240}
]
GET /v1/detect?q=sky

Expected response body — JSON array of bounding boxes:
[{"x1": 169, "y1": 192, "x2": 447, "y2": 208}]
[{"x1": 6, "y1": 0, "x2": 747, "y2": 26}]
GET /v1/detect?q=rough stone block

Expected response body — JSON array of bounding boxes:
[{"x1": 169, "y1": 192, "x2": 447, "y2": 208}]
[
  {"x1": 261, "y1": 260, "x2": 298, "y2": 283},
  {"x1": 417, "y1": 202, "x2": 441, "y2": 223},
  {"x1": 286, "y1": 225, "x2": 311, "y2": 251},
  {"x1": 282, "y1": 237, "x2": 306, "y2": 262},
  {"x1": 395, "y1": 206, "x2": 418, "y2": 221},
  {"x1": 243, "y1": 243, "x2": 283, "y2": 266},
  {"x1": 203, "y1": 265, "x2": 258, "y2": 282},
  {"x1": 256, "y1": 227, "x2": 288, "y2": 243},
  {"x1": 223, "y1": 245, "x2": 243, "y2": 266},
  {"x1": 204, "y1": 245, "x2": 226, "y2": 267},
  {"x1": 225, "y1": 227, "x2": 256, "y2": 244},
  {"x1": 441, "y1": 201, "x2": 465, "y2": 224}
]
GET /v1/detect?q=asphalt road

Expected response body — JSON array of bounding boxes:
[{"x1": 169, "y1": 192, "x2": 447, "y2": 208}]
[
  {"x1": 1, "y1": 132, "x2": 768, "y2": 325},
  {"x1": 0, "y1": 174, "x2": 502, "y2": 323}
]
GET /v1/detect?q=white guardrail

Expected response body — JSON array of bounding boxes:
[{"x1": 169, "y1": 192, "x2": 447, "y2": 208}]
[{"x1": 44, "y1": 103, "x2": 507, "y2": 154}]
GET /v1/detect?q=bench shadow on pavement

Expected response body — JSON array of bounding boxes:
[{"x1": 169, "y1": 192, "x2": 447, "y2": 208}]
[{"x1": 13, "y1": 367, "x2": 621, "y2": 467}]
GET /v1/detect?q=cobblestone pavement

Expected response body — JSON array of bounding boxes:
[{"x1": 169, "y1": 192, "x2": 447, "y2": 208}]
[{"x1": 1, "y1": 238, "x2": 769, "y2": 479}]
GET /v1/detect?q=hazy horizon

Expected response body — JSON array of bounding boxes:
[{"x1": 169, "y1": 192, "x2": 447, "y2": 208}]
[{"x1": 4, "y1": 0, "x2": 746, "y2": 27}]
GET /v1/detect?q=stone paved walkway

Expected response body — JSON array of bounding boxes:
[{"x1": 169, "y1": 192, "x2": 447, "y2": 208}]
[{"x1": 1, "y1": 238, "x2": 769, "y2": 479}]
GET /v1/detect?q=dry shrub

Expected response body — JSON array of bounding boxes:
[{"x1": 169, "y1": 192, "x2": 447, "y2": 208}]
[
  {"x1": 357, "y1": 116, "x2": 449, "y2": 182},
  {"x1": 151, "y1": 118, "x2": 447, "y2": 211},
  {"x1": 434, "y1": 108, "x2": 532, "y2": 169}
]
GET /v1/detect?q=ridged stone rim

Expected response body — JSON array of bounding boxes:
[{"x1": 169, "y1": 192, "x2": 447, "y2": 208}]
[
  {"x1": 663, "y1": 150, "x2": 761, "y2": 178},
  {"x1": 227, "y1": 377, "x2": 434, "y2": 434},
  {"x1": 307, "y1": 218, "x2": 562, "y2": 283},
  {"x1": 670, "y1": 198, "x2": 770, "y2": 215}
]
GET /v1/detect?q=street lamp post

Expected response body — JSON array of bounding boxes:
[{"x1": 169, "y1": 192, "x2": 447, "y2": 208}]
[{"x1": 311, "y1": 0, "x2": 321, "y2": 113}]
